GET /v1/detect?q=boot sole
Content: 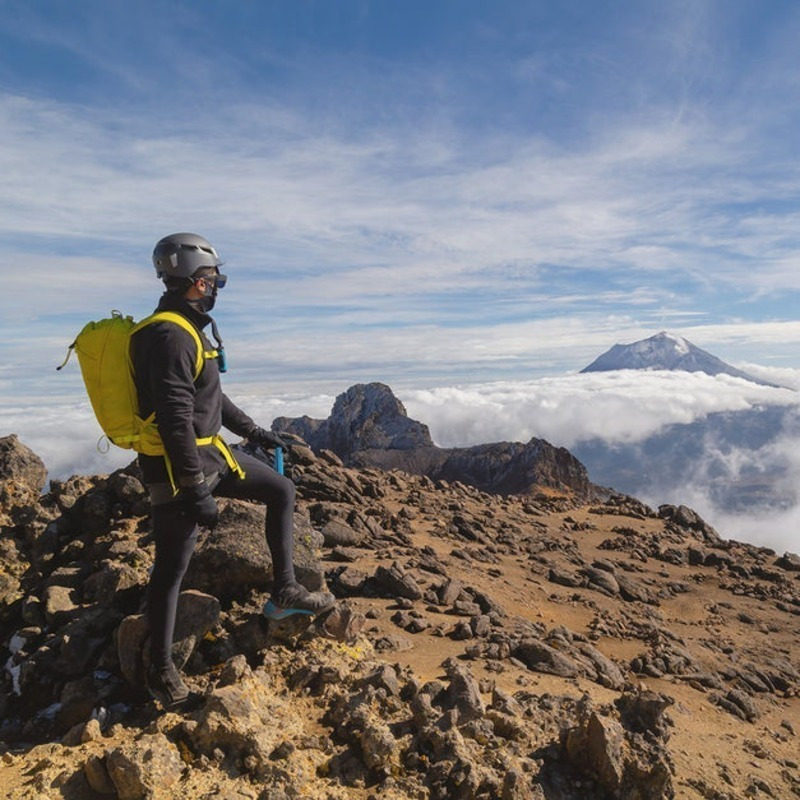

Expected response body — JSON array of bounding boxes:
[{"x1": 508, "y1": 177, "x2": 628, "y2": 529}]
[{"x1": 262, "y1": 600, "x2": 335, "y2": 621}]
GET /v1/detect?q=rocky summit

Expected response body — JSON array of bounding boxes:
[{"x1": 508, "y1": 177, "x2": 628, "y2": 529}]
[
  {"x1": 0, "y1": 431, "x2": 799, "y2": 800},
  {"x1": 275, "y1": 383, "x2": 597, "y2": 500}
]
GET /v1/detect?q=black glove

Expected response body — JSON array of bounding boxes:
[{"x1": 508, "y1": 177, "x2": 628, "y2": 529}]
[
  {"x1": 250, "y1": 426, "x2": 291, "y2": 452},
  {"x1": 181, "y1": 481, "x2": 218, "y2": 529}
]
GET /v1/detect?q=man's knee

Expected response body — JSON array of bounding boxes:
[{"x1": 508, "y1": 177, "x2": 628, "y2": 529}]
[{"x1": 276, "y1": 474, "x2": 296, "y2": 508}]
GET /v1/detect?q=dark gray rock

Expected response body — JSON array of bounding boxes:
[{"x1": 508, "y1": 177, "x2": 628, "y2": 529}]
[
  {"x1": 373, "y1": 562, "x2": 423, "y2": 601},
  {"x1": 776, "y1": 552, "x2": 800, "y2": 572},
  {"x1": 184, "y1": 502, "x2": 324, "y2": 600},
  {"x1": 451, "y1": 600, "x2": 482, "y2": 617},
  {"x1": 513, "y1": 639, "x2": 580, "y2": 678},
  {"x1": 616, "y1": 574, "x2": 658, "y2": 605},
  {"x1": 659, "y1": 504, "x2": 721, "y2": 543},
  {"x1": 182, "y1": 501, "x2": 272, "y2": 599},
  {"x1": 442, "y1": 658, "x2": 485, "y2": 722},
  {"x1": 437, "y1": 578, "x2": 463, "y2": 605},
  {"x1": 565, "y1": 691, "x2": 675, "y2": 800},
  {"x1": 321, "y1": 518, "x2": 365, "y2": 547},
  {"x1": 320, "y1": 604, "x2": 366, "y2": 642},
  {"x1": 582, "y1": 566, "x2": 620, "y2": 596},
  {"x1": 116, "y1": 590, "x2": 220, "y2": 686},
  {"x1": 616, "y1": 689, "x2": 674, "y2": 738},
  {"x1": 548, "y1": 567, "x2": 584, "y2": 588},
  {"x1": 715, "y1": 688, "x2": 759, "y2": 722},
  {"x1": 276, "y1": 383, "x2": 600, "y2": 500},
  {"x1": 577, "y1": 643, "x2": 626, "y2": 690},
  {"x1": 328, "y1": 566, "x2": 368, "y2": 597},
  {"x1": 276, "y1": 382, "x2": 434, "y2": 458},
  {"x1": 566, "y1": 708, "x2": 626, "y2": 790}
]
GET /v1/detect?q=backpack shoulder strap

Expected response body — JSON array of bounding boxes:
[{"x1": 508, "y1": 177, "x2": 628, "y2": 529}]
[{"x1": 132, "y1": 311, "x2": 206, "y2": 381}]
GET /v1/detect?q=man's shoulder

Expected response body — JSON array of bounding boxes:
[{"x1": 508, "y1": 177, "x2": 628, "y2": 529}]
[
  {"x1": 132, "y1": 315, "x2": 202, "y2": 361},
  {"x1": 136, "y1": 313, "x2": 198, "y2": 340}
]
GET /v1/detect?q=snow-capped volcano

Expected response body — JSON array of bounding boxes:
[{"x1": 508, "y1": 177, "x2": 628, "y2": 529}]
[{"x1": 580, "y1": 331, "x2": 778, "y2": 386}]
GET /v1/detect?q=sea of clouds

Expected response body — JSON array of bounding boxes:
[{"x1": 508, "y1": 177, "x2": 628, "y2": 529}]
[{"x1": 3, "y1": 367, "x2": 799, "y2": 553}]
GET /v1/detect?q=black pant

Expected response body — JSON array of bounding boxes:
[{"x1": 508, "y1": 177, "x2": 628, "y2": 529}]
[{"x1": 147, "y1": 451, "x2": 296, "y2": 668}]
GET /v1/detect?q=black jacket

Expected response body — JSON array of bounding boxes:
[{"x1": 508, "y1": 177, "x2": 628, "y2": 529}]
[{"x1": 131, "y1": 292, "x2": 256, "y2": 486}]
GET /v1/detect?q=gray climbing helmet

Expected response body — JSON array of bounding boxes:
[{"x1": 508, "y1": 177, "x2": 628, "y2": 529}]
[{"x1": 152, "y1": 233, "x2": 223, "y2": 281}]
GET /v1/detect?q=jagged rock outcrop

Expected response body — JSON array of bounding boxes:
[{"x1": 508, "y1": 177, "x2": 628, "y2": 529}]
[
  {"x1": 563, "y1": 691, "x2": 675, "y2": 799},
  {"x1": 276, "y1": 382, "x2": 598, "y2": 500},
  {"x1": 276, "y1": 382, "x2": 434, "y2": 458},
  {"x1": 1, "y1": 434, "x2": 47, "y2": 528}
]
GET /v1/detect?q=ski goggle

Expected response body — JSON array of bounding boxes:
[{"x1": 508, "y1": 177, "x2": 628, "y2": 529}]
[{"x1": 194, "y1": 271, "x2": 227, "y2": 290}]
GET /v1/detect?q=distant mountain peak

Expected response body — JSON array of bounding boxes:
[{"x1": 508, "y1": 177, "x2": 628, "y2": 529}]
[
  {"x1": 580, "y1": 331, "x2": 779, "y2": 387},
  {"x1": 655, "y1": 330, "x2": 689, "y2": 354}
]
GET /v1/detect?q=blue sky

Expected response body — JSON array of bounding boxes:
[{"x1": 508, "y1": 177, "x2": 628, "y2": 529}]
[{"x1": 3, "y1": 0, "x2": 800, "y2": 393}]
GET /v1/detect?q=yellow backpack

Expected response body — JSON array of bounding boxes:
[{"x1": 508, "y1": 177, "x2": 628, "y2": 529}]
[{"x1": 59, "y1": 310, "x2": 243, "y2": 489}]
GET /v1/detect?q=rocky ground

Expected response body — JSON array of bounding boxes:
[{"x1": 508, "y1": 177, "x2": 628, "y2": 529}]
[{"x1": 1, "y1": 431, "x2": 799, "y2": 799}]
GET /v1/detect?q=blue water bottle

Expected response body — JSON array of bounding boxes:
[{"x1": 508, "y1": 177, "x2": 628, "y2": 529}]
[{"x1": 274, "y1": 446, "x2": 284, "y2": 475}]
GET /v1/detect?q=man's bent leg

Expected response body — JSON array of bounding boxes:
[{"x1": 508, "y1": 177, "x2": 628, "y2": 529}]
[
  {"x1": 215, "y1": 451, "x2": 296, "y2": 586},
  {"x1": 215, "y1": 451, "x2": 334, "y2": 618}
]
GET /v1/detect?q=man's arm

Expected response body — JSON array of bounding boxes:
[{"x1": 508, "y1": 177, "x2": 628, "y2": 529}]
[
  {"x1": 221, "y1": 393, "x2": 257, "y2": 439},
  {"x1": 222, "y1": 393, "x2": 291, "y2": 452}
]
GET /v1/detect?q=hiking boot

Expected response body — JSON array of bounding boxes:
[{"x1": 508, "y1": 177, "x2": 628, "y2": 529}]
[
  {"x1": 145, "y1": 661, "x2": 190, "y2": 709},
  {"x1": 263, "y1": 582, "x2": 336, "y2": 621}
]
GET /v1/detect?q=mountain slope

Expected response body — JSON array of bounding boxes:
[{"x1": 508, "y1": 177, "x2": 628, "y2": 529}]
[
  {"x1": 1, "y1": 434, "x2": 799, "y2": 799},
  {"x1": 581, "y1": 331, "x2": 779, "y2": 387}
]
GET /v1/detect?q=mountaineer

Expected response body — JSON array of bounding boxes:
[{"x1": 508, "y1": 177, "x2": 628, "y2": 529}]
[{"x1": 133, "y1": 232, "x2": 335, "y2": 708}]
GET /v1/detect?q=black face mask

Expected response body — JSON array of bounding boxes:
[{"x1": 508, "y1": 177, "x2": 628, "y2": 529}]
[
  {"x1": 189, "y1": 290, "x2": 216, "y2": 313},
  {"x1": 188, "y1": 271, "x2": 226, "y2": 313}
]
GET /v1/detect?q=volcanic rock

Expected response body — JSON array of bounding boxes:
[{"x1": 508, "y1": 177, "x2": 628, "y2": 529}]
[
  {"x1": 276, "y1": 383, "x2": 434, "y2": 458},
  {"x1": 0, "y1": 434, "x2": 47, "y2": 527},
  {"x1": 117, "y1": 589, "x2": 220, "y2": 686},
  {"x1": 106, "y1": 733, "x2": 184, "y2": 799},
  {"x1": 565, "y1": 691, "x2": 675, "y2": 799},
  {"x1": 514, "y1": 639, "x2": 580, "y2": 678},
  {"x1": 183, "y1": 503, "x2": 325, "y2": 600},
  {"x1": 372, "y1": 562, "x2": 424, "y2": 600}
]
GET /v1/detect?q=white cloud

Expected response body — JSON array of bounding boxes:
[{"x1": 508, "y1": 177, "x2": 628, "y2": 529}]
[
  {"x1": 5, "y1": 367, "x2": 800, "y2": 553},
  {"x1": 736, "y1": 362, "x2": 800, "y2": 391},
  {"x1": 1, "y1": 402, "x2": 133, "y2": 481},
  {"x1": 15, "y1": 369, "x2": 793, "y2": 479},
  {"x1": 0, "y1": 391, "x2": 337, "y2": 483},
  {"x1": 400, "y1": 371, "x2": 798, "y2": 449}
]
